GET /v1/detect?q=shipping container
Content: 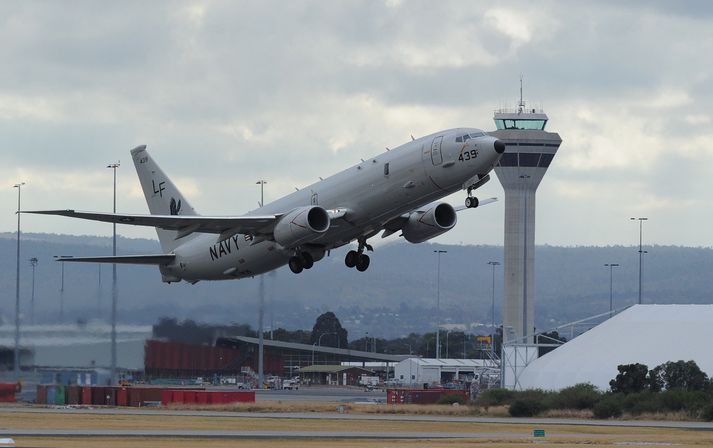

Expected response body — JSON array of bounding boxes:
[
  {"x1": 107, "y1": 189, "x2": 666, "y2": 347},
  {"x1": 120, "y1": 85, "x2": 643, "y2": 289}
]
[
  {"x1": 67, "y1": 385, "x2": 80, "y2": 405},
  {"x1": 36, "y1": 385, "x2": 47, "y2": 405},
  {"x1": 54, "y1": 385, "x2": 66, "y2": 405},
  {"x1": 0, "y1": 384, "x2": 18, "y2": 403},
  {"x1": 81, "y1": 386, "x2": 92, "y2": 405}
]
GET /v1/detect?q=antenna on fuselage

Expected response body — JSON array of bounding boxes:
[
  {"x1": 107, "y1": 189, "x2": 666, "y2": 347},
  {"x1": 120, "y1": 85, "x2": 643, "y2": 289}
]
[{"x1": 410, "y1": 134, "x2": 415, "y2": 141}]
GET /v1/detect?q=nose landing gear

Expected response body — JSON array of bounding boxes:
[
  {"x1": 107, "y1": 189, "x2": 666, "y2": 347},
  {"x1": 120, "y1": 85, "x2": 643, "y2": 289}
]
[
  {"x1": 344, "y1": 238, "x2": 372, "y2": 272},
  {"x1": 464, "y1": 185, "x2": 479, "y2": 208}
]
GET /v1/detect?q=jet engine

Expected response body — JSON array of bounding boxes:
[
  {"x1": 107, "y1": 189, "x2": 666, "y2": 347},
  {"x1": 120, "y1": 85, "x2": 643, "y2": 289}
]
[
  {"x1": 401, "y1": 203, "x2": 457, "y2": 244},
  {"x1": 273, "y1": 206, "x2": 330, "y2": 248}
]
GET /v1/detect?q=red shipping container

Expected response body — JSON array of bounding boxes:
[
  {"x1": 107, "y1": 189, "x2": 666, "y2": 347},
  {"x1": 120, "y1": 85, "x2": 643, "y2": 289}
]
[
  {"x1": 36, "y1": 385, "x2": 47, "y2": 404},
  {"x1": 183, "y1": 390, "x2": 196, "y2": 404},
  {"x1": 160, "y1": 389, "x2": 172, "y2": 406},
  {"x1": 91, "y1": 387, "x2": 106, "y2": 405},
  {"x1": 117, "y1": 388, "x2": 128, "y2": 406},
  {"x1": 196, "y1": 391, "x2": 209, "y2": 405},
  {"x1": 81, "y1": 386, "x2": 92, "y2": 405}
]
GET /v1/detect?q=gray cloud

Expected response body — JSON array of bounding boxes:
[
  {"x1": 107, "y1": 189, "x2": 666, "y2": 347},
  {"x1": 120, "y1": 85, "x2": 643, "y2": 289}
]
[{"x1": 1, "y1": 0, "x2": 712, "y2": 247}]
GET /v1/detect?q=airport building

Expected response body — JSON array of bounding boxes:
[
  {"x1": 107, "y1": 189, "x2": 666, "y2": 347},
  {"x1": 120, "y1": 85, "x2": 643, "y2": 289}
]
[
  {"x1": 490, "y1": 92, "x2": 562, "y2": 344},
  {"x1": 394, "y1": 358, "x2": 498, "y2": 387},
  {"x1": 510, "y1": 305, "x2": 713, "y2": 390}
]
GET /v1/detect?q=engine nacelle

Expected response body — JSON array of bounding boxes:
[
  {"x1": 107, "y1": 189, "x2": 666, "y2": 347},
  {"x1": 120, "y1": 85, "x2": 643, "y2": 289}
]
[
  {"x1": 273, "y1": 206, "x2": 330, "y2": 248},
  {"x1": 402, "y1": 203, "x2": 457, "y2": 244}
]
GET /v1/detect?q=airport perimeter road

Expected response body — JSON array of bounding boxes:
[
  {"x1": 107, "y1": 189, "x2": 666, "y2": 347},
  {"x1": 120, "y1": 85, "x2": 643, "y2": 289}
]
[{"x1": 255, "y1": 386, "x2": 384, "y2": 402}]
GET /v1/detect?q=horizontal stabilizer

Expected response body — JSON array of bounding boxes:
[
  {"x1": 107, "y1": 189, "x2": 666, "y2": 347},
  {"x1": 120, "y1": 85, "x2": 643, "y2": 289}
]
[{"x1": 56, "y1": 254, "x2": 176, "y2": 265}]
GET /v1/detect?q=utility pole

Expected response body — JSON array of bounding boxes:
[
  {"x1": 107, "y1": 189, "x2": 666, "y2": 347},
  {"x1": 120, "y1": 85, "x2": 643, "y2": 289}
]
[
  {"x1": 107, "y1": 162, "x2": 120, "y2": 384},
  {"x1": 256, "y1": 180, "x2": 267, "y2": 389},
  {"x1": 13, "y1": 182, "x2": 25, "y2": 381},
  {"x1": 630, "y1": 217, "x2": 648, "y2": 305},
  {"x1": 434, "y1": 250, "x2": 447, "y2": 359}
]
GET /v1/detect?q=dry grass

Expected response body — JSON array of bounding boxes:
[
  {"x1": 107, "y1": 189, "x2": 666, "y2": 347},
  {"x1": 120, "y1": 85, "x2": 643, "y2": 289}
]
[{"x1": 5, "y1": 410, "x2": 713, "y2": 448}]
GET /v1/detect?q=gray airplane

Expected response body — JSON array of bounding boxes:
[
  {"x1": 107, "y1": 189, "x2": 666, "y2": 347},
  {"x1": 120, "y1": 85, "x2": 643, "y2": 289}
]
[{"x1": 25, "y1": 129, "x2": 504, "y2": 283}]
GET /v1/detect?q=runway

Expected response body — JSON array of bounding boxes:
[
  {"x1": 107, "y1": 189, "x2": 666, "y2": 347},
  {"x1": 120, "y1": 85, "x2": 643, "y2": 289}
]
[{"x1": 1, "y1": 406, "x2": 712, "y2": 430}]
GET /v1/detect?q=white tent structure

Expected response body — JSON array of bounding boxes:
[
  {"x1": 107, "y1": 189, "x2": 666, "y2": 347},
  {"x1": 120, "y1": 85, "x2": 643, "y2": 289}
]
[
  {"x1": 394, "y1": 358, "x2": 494, "y2": 386},
  {"x1": 517, "y1": 305, "x2": 713, "y2": 391}
]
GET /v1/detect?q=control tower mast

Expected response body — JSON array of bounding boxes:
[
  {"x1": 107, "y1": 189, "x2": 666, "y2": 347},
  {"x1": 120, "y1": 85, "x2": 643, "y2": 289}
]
[{"x1": 490, "y1": 83, "x2": 562, "y2": 344}]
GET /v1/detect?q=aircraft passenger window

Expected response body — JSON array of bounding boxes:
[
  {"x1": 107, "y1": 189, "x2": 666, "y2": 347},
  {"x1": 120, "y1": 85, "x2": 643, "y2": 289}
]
[
  {"x1": 384, "y1": 162, "x2": 390, "y2": 176},
  {"x1": 519, "y1": 153, "x2": 541, "y2": 167}
]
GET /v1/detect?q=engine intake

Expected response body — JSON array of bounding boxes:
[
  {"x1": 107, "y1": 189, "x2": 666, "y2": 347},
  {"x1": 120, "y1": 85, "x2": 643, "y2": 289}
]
[
  {"x1": 273, "y1": 206, "x2": 330, "y2": 248},
  {"x1": 402, "y1": 203, "x2": 457, "y2": 244}
]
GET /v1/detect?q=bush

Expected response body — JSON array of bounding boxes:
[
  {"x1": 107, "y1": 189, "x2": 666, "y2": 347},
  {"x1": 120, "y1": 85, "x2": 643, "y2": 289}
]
[
  {"x1": 508, "y1": 397, "x2": 545, "y2": 417},
  {"x1": 593, "y1": 395, "x2": 623, "y2": 419},
  {"x1": 622, "y1": 392, "x2": 661, "y2": 416},
  {"x1": 476, "y1": 388, "x2": 515, "y2": 407},
  {"x1": 553, "y1": 383, "x2": 602, "y2": 410},
  {"x1": 702, "y1": 404, "x2": 713, "y2": 421},
  {"x1": 437, "y1": 394, "x2": 466, "y2": 405}
]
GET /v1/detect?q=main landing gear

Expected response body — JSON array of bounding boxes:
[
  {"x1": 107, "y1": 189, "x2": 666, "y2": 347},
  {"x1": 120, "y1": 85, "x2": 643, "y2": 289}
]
[
  {"x1": 464, "y1": 186, "x2": 479, "y2": 209},
  {"x1": 288, "y1": 251, "x2": 314, "y2": 274},
  {"x1": 345, "y1": 239, "x2": 373, "y2": 272}
]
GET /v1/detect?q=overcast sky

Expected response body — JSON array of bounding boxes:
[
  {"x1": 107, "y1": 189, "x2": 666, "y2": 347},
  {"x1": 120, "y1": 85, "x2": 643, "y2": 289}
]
[{"x1": 2, "y1": 0, "x2": 712, "y2": 247}]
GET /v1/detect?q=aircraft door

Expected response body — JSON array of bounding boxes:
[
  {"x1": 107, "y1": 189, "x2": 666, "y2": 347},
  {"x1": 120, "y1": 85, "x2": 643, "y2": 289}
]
[{"x1": 431, "y1": 136, "x2": 443, "y2": 165}]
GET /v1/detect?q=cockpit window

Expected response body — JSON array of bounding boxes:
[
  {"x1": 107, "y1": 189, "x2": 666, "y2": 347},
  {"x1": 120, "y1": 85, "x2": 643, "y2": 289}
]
[{"x1": 456, "y1": 132, "x2": 485, "y2": 143}]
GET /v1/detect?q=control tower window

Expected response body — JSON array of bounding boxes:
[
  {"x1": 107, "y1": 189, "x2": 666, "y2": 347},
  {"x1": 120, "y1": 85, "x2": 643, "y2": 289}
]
[
  {"x1": 499, "y1": 153, "x2": 518, "y2": 167},
  {"x1": 519, "y1": 153, "x2": 541, "y2": 167},
  {"x1": 495, "y1": 119, "x2": 547, "y2": 130}
]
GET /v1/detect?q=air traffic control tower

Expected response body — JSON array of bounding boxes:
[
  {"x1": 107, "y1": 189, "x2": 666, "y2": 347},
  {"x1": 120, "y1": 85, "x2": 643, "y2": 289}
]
[{"x1": 490, "y1": 93, "x2": 562, "y2": 344}]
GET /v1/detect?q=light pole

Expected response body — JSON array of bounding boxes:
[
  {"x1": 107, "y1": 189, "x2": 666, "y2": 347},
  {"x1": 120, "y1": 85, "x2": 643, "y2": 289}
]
[
  {"x1": 256, "y1": 180, "x2": 267, "y2": 389},
  {"x1": 55, "y1": 256, "x2": 66, "y2": 321},
  {"x1": 13, "y1": 182, "x2": 25, "y2": 381},
  {"x1": 107, "y1": 162, "x2": 120, "y2": 384},
  {"x1": 630, "y1": 217, "x2": 648, "y2": 305},
  {"x1": 487, "y1": 261, "x2": 500, "y2": 352},
  {"x1": 434, "y1": 250, "x2": 447, "y2": 359},
  {"x1": 29, "y1": 257, "x2": 38, "y2": 325},
  {"x1": 604, "y1": 263, "x2": 619, "y2": 316}
]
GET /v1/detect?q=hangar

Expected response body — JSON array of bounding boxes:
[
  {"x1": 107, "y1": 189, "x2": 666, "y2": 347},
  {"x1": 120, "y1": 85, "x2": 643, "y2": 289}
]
[
  {"x1": 394, "y1": 358, "x2": 497, "y2": 387},
  {"x1": 515, "y1": 305, "x2": 713, "y2": 391}
]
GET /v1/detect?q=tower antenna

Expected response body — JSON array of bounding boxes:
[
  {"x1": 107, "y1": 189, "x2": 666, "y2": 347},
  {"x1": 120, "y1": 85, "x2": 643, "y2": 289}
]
[{"x1": 518, "y1": 75, "x2": 525, "y2": 113}]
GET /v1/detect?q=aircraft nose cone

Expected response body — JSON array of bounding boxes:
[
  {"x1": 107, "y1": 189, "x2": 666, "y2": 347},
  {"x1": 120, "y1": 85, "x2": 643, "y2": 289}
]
[{"x1": 494, "y1": 140, "x2": 505, "y2": 154}]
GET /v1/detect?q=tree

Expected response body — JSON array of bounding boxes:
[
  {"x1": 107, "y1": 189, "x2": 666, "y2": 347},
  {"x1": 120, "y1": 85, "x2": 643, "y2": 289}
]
[
  {"x1": 655, "y1": 360, "x2": 708, "y2": 391},
  {"x1": 536, "y1": 331, "x2": 567, "y2": 357},
  {"x1": 310, "y1": 312, "x2": 348, "y2": 348},
  {"x1": 609, "y1": 363, "x2": 649, "y2": 394}
]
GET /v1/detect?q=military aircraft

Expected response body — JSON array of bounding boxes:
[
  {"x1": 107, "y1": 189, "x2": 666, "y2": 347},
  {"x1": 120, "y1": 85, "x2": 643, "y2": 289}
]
[{"x1": 24, "y1": 129, "x2": 504, "y2": 283}]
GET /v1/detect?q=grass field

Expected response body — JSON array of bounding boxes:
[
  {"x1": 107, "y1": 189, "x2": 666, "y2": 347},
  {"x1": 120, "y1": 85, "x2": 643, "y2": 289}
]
[{"x1": 3, "y1": 409, "x2": 713, "y2": 448}]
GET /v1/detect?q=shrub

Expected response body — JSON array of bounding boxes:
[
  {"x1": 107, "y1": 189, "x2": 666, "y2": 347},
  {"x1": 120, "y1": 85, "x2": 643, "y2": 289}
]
[
  {"x1": 702, "y1": 404, "x2": 713, "y2": 421},
  {"x1": 437, "y1": 394, "x2": 466, "y2": 405},
  {"x1": 622, "y1": 392, "x2": 660, "y2": 416},
  {"x1": 592, "y1": 395, "x2": 623, "y2": 419},
  {"x1": 508, "y1": 397, "x2": 545, "y2": 417},
  {"x1": 554, "y1": 383, "x2": 602, "y2": 410},
  {"x1": 476, "y1": 388, "x2": 515, "y2": 407}
]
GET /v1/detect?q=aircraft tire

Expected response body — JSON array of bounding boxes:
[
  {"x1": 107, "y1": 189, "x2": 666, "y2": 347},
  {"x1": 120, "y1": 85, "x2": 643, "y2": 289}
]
[
  {"x1": 356, "y1": 254, "x2": 370, "y2": 272},
  {"x1": 288, "y1": 256, "x2": 304, "y2": 274},
  {"x1": 345, "y1": 250, "x2": 358, "y2": 268},
  {"x1": 465, "y1": 196, "x2": 479, "y2": 208},
  {"x1": 301, "y1": 252, "x2": 314, "y2": 269}
]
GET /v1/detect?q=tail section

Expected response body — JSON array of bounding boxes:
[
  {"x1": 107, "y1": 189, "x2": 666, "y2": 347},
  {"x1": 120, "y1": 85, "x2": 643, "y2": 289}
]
[{"x1": 131, "y1": 145, "x2": 198, "y2": 252}]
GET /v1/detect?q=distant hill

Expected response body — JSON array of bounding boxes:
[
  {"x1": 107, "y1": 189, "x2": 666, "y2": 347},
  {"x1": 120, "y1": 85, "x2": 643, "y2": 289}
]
[{"x1": 0, "y1": 232, "x2": 711, "y2": 339}]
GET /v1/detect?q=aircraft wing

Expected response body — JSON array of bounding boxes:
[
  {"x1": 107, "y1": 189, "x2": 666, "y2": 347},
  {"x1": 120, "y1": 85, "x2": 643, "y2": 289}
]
[
  {"x1": 56, "y1": 254, "x2": 176, "y2": 265},
  {"x1": 22, "y1": 210, "x2": 281, "y2": 239}
]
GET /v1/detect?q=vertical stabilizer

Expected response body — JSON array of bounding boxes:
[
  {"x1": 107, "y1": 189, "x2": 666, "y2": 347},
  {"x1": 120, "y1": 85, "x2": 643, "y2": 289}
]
[{"x1": 130, "y1": 145, "x2": 198, "y2": 252}]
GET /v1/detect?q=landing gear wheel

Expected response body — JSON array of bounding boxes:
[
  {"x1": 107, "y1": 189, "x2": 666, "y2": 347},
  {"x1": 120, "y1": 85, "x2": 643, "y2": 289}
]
[
  {"x1": 345, "y1": 250, "x2": 358, "y2": 268},
  {"x1": 301, "y1": 252, "x2": 314, "y2": 269},
  {"x1": 465, "y1": 196, "x2": 479, "y2": 208},
  {"x1": 288, "y1": 256, "x2": 303, "y2": 274},
  {"x1": 355, "y1": 254, "x2": 370, "y2": 272}
]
